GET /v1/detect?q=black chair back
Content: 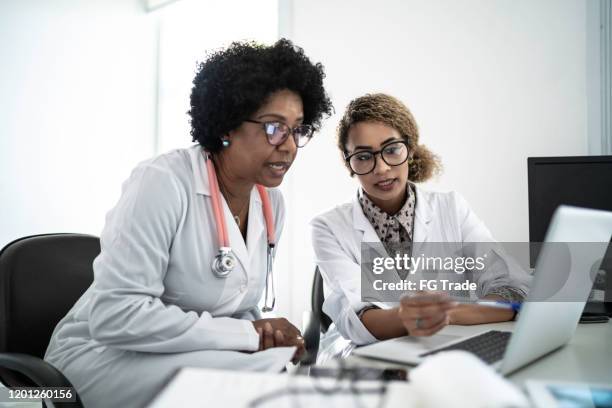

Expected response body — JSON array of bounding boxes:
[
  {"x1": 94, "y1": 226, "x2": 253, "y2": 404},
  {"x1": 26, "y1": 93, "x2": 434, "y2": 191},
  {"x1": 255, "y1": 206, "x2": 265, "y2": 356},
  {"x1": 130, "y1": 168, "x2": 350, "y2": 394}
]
[
  {"x1": 312, "y1": 266, "x2": 332, "y2": 333},
  {"x1": 0, "y1": 233, "x2": 99, "y2": 386}
]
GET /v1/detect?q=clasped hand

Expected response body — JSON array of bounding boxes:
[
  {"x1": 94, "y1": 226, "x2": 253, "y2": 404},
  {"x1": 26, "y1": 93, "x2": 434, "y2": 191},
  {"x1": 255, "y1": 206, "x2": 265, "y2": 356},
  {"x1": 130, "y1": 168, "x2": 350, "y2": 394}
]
[{"x1": 252, "y1": 318, "x2": 305, "y2": 363}]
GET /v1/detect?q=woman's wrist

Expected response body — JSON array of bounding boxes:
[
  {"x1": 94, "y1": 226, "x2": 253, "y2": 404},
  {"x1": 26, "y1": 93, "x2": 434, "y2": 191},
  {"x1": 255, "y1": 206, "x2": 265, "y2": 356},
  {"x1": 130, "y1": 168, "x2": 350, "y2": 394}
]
[
  {"x1": 360, "y1": 307, "x2": 408, "y2": 340},
  {"x1": 447, "y1": 303, "x2": 514, "y2": 325}
]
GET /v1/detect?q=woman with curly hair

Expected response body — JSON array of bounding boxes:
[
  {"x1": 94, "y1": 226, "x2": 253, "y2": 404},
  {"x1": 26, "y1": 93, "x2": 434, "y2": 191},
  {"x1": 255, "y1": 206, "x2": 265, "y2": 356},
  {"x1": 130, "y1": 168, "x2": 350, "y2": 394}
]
[
  {"x1": 45, "y1": 39, "x2": 332, "y2": 407},
  {"x1": 311, "y1": 94, "x2": 530, "y2": 349}
]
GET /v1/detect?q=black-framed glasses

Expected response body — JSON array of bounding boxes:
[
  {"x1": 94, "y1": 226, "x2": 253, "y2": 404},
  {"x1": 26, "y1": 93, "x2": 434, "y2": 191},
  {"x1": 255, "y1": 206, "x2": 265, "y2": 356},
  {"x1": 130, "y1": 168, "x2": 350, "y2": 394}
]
[
  {"x1": 344, "y1": 140, "x2": 410, "y2": 175},
  {"x1": 245, "y1": 119, "x2": 314, "y2": 148}
]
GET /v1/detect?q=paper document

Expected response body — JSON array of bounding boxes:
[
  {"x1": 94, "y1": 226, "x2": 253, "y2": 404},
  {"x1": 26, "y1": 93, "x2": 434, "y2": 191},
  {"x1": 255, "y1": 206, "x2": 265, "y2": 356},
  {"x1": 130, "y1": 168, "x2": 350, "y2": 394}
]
[{"x1": 148, "y1": 363, "x2": 414, "y2": 407}]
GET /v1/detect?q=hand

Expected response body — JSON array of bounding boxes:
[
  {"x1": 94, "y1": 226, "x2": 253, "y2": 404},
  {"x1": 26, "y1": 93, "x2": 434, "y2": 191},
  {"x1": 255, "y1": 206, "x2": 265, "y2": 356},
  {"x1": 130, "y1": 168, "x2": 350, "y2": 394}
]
[
  {"x1": 398, "y1": 291, "x2": 457, "y2": 336},
  {"x1": 252, "y1": 318, "x2": 306, "y2": 364}
]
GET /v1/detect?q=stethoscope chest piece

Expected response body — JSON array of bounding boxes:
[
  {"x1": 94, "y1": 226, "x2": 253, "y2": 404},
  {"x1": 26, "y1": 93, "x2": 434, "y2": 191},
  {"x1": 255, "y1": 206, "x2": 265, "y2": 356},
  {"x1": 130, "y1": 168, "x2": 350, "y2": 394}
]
[{"x1": 212, "y1": 247, "x2": 236, "y2": 278}]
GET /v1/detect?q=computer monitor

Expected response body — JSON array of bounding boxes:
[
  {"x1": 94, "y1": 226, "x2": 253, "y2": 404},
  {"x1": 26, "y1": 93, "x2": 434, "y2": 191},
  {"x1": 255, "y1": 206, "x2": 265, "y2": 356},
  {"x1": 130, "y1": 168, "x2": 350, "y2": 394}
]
[{"x1": 527, "y1": 155, "x2": 612, "y2": 316}]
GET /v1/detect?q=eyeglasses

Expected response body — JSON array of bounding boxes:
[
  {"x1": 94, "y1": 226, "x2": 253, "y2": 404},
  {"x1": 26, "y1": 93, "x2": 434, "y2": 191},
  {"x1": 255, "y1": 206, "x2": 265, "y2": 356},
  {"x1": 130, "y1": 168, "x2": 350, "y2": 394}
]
[
  {"x1": 344, "y1": 140, "x2": 410, "y2": 175},
  {"x1": 245, "y1": 119, "x2": 314, "y2": 148},
  {"x1": 248, "y1": 357, "x2": 389, "y2": 408}
]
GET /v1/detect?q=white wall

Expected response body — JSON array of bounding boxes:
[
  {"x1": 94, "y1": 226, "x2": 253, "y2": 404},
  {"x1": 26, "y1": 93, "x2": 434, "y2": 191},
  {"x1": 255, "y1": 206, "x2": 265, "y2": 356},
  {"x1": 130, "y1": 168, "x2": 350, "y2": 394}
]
[
  {"x1": 276, "y1": 0, "x2": 589, "y2": 326},
  {"x1": 587, "y1": 0, "x2": 603, "y2": 154},
  {"x1": 0, "y1": 0, "x2": 593, "y2": 333},
  {"x1": 0, "y1": 0, "x2": 157, "y2": 247}
]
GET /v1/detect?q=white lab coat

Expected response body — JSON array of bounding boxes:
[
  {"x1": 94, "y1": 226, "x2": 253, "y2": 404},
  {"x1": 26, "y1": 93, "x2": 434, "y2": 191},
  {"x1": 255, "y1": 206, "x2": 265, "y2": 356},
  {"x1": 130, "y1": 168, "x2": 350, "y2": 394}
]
[
  {"x1": 44, "y1": 145, "x2": 292, "y2": 408},
  {"x1": 310, "y1": 185, "x2": 532, "y2": 346}
]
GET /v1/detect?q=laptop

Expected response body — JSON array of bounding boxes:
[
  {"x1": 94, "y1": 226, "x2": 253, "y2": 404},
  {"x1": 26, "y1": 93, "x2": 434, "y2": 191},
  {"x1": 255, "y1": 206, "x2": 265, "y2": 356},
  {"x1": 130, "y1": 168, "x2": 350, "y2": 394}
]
[{"x1": 353, "y1": 206, "x2": 612, "y2": 375}]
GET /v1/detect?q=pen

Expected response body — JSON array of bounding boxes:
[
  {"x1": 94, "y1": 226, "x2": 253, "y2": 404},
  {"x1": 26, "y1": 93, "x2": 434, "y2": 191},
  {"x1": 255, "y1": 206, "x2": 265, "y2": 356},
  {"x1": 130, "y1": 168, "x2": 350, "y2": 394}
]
[
  {"x1": 474, "y1": 300, "x2": 522, "y2": 312},
  {"x1": 449, "y1": 297, "x2": 522, "y2": 312}
]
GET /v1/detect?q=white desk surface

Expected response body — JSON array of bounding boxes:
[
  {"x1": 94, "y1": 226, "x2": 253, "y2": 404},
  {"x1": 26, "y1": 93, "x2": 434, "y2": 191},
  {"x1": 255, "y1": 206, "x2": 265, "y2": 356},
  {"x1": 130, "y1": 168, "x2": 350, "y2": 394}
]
[
  {"x1": 344, "y1": 320, "x2": 612, "y2": 386},
  {"x1": 146, "y1": 321, "x2": 610, "y2": 407}
]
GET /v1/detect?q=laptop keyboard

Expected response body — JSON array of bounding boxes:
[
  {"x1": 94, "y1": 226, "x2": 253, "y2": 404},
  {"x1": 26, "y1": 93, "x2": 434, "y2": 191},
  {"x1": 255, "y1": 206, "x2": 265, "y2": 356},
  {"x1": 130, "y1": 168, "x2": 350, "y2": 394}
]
[{"x1": 419, "y1": 330, "x2": 512, "y2": 364}]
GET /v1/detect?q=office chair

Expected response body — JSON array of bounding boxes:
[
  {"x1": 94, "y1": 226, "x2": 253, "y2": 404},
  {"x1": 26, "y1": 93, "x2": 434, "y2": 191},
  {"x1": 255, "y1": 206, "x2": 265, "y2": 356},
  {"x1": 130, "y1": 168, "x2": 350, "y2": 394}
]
[
  {"x1": 0, "y1": 233, "x2": 100, "y2": 408},
  {"x1": 301, "y1": 266, "x2": 332, "y2": 365}
]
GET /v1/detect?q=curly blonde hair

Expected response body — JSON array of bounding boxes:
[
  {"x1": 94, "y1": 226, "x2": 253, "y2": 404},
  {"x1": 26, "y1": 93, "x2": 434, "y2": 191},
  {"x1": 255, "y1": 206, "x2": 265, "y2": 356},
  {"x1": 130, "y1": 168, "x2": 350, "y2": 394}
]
[{"x1": 337, "y1": 93, "x2": 441, "y2": 182}]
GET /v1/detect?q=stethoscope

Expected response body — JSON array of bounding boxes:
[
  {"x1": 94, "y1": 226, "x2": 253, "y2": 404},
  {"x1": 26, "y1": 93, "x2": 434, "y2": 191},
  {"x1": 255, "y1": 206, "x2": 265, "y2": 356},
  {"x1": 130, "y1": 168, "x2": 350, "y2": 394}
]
[{"x1": 204, "y1": 152, "x2": 276, "y2": 312}]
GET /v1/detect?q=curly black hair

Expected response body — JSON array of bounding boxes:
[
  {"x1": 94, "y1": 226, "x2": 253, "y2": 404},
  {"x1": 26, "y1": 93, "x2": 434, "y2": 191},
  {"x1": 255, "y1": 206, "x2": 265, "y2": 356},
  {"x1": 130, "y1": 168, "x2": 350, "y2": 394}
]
[{"x1": 188, "y1": 39, "x2": 333, "y2": 152}]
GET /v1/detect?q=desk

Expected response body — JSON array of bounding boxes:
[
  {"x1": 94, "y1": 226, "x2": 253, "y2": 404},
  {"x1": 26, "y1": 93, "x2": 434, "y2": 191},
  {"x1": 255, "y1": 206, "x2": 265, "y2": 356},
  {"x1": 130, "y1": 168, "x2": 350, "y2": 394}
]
[
  {"x1": 343, "y1": 320, "x2": 612, "y2": 386},
  {"x1": 147, "y1": 322, "x2": 611, "y2": 407}
]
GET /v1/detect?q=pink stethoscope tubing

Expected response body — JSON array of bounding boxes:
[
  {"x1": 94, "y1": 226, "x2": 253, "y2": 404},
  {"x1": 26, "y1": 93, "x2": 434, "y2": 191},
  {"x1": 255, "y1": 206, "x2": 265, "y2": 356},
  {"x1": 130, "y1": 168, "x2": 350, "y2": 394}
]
[{"x1": 204, "y1": 152, "x2": 277, "y2": 311}]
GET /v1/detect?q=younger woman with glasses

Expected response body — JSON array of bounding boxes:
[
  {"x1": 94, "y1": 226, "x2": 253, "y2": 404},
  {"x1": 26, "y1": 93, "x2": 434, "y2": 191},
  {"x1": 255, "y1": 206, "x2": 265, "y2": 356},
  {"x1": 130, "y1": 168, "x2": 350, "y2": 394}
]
[{"x1": 311, "y1": 93, "x2": 531, "y2": 347}]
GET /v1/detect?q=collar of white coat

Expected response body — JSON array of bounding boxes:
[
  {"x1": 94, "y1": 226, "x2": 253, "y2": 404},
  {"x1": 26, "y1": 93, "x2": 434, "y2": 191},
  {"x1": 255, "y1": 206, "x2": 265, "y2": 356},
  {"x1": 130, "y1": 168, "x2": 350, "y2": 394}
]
[
  {"x1": 352, "y1": 183, "x2": 433, "y2": 242},
  {"x1": 188, "y1": 145, "x2": 263, "y2": 205}
]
